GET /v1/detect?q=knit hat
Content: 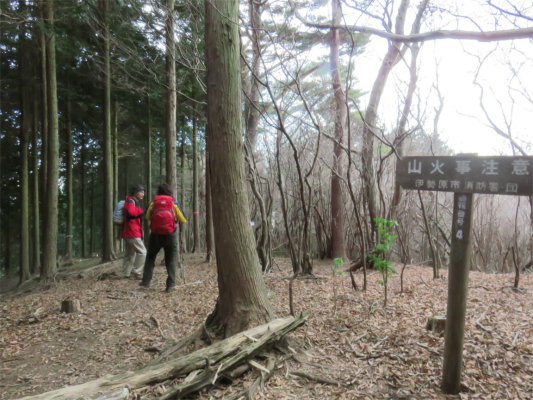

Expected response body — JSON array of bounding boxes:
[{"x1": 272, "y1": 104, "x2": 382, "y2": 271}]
[{"x1": 130, "y1": 184, "x2": 145, "y2": 195}]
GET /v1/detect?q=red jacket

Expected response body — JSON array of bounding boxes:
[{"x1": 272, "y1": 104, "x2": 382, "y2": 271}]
[{"x1": 122, "y1": 196, "x2": 145, "y2": 238}]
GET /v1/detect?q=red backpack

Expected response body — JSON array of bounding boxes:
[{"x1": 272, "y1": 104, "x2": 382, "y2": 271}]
[{"x1": 150, "y1": 195, "x2": 176, "y2": 234}]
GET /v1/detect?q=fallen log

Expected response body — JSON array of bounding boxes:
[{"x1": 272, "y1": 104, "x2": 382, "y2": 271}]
[
  {"x1": 156, "y1": 311, "x2": 310, "y2": 399},
  {"x1": 17, "y1": 311, "x2": 311, "y2": 400}
]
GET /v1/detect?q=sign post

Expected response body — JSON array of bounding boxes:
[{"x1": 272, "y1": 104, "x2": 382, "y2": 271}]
[
  {"x1": 442, "y1": 191, "x2": 473, "y2": 393},
  {"x1": 396, "y1": 155, "x2": 533, "y2": 395}
]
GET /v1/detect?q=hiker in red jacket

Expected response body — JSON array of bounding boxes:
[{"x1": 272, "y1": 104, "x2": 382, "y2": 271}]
[{"x1": 121, "y1": 185, "x2": 147, "y2": 279}]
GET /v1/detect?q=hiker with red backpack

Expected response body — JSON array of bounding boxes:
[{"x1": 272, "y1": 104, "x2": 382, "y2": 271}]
[
  {"x1": 121, "y1": 185, "x2": 147, "y2": 279},
  {"x1": 140, "y1": 183, "x2": 187, "y2": 292}
]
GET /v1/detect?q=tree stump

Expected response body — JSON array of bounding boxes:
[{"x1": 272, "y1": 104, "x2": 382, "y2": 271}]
[
  {"x1": 61, "y1": 299, "x2": 81, "y2": 313},
  {"x1": 425, "y1": 315, "x2": 446, "y2": 333}
]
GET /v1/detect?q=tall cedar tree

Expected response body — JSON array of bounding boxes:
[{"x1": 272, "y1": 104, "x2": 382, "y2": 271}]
[{"x1": 205, "y1": 0, "x2": 274, "y2": 336}]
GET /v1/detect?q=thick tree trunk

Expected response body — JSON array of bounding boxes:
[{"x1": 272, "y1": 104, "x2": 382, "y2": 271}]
[
  {"x1": 192, "y1": 115, "x2": 199, "y2": 252},
  {"x1": 41, "y1": 0, "x2": 60, "y2": 279},
  {"x1": 19, "y1": 6, "x2": 31, "y2": 282},
  {"x1": 165, "y1": 0, "x2": 177, "y2": 197},
  {"x1": 329, "y1": 0, "x2": 346, "y2": 261},
  {"x1": 205, "y1": 0, "x2": 274, "y2": 336},
  {"x1": 81, "y1": 132, "x2": 87, "y2": 257},
  {"x1": 32, "y1": 93, "x2": 41, "y2": 273},
  {"x1": 144, "y1": 96, "x2": 152, "y2": 246},
  {"x1": 100, "y1": 0, "x2": 115, "y2": 262},
  {"x1": 65, "y1": 86, "x2": 73, "y2": 263},
  {"x1": 361, "y1": 0, "x2": 409, "y2": 239}
]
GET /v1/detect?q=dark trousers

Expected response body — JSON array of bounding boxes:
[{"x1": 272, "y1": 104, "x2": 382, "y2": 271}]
[{"x1": 142, "y1": 230, "x2": 177, "y2": 289}]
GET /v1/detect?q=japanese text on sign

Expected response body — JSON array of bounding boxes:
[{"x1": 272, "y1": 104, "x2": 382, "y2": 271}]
[{"x1": 397, "y1": 156, "x2": 533, "y2": 196}]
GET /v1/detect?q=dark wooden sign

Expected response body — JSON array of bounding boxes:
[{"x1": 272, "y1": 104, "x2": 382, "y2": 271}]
[
  {"x1": 396, "y1": 154, "x2": 533, "y2": 394},
  {"x1": 397, "y1": 156, "x2": 533, "y2": 196}
]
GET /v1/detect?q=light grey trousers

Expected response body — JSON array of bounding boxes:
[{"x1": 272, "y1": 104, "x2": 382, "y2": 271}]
[{"x1": 122, "y1": 238, "x2": 147, "y2": 276}]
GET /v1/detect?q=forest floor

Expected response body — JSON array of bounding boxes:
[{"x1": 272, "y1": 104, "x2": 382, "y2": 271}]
[{"x1": 0, "y1": 254, "x2": 532, "y2": 400}]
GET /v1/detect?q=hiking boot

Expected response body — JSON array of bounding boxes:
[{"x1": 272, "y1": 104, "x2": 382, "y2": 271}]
[
  {"x1": 165, "y1": 286, "x2": 175, "y2": 293},
  {"x1": 139, "y1": 281, "x2": 150, "y2": 288},
  {"x1": 132, "y1": 273, "x2": 142, "y2": 280}
]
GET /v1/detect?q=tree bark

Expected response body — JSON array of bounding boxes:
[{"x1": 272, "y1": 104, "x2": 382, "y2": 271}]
[
  {"x1": 32, "y1": 90, "x2": 41, "y2": 273},
  {"x1": 179, "y1": 117, "x2": 187, "y2": 252},
  {"x1": 244, "y1": 0, "x2": 261, "y2": 151},
  {"x1": 205, "y1": 138, "x2": 215, "y2": 262},
  {"x1": 99, "y1": 0, "x2": 116, "y2": 262},
  {"x1": 90, "y1": 159, "x2": 96, "y2": 256},
  {"x1": 329, "y1": 0, "x2": 346, "y2": 261},
  {"x1": 113, "y1": 100, "x2": 120, "y2": 253},
  {"x1": 81, "y1": 132, "x2": 87, "y2": 257},
  {"x1": 165, "y1": 0, "x2": 177, "y2": 197},
  {"x1": 144, "y1": 96, "x2": 152, "y2": 246},
  {"x1": 192, "y1": 114, "x2": 199, "y2": 252},
  {"x1": 205, "y1": 0, "x2": 274, "y2": 336},
  {"x1": 65, "y1": 85, "x2": 73, "y2": 263},
  {"x1": 19, "y1": 2, "x2": 31, "y2": 282},
  {"x1": 39, "y1": 0, "x2": 48, "y2": 237},
  {"x1": 41, "y1": 0, "x2": 60, "y2": 279}
]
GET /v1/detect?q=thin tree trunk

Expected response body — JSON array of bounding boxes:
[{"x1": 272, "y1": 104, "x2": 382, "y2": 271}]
[
  {"x1": 41, "y1": 0, "x2": 60, "y2": 279},
  {"x1": 165, "y1": 0, "x2": 177, "y2": 197},
  {"x1": 205, "y1": 139, "x2": 215, "y2": 262},
  {"x1": 205, "y1": 0, "x2": 274, "y2": 336},
  {"x1": 113, "y1": 100, "x2": 120, "y2": 253},
  {"x1": 99, "y1": 0, "x2": 115, "y2": 262},
  {"x1": 81, "y1": 132, "x2": 87, "y2": 257},
  {"x1": 32, "y1": 91, "x2": 41, "y2": 273},
  {"x1": 244, "y1": 0, "x2": 261, "y2": 151},
  {"x1": 329, "y1": 0, "x2": 346, "y2": 260},
  {"x1": 90, "y1": 161, "x2": 96, "y2": 256},
  {"x1": 19, "y1": 2, "x2": 31, "y2": 282},
  {"x1": 144, "y1": 96, "x2": 152, "y2": 246},
  {"x1": 39, "y1": 0, "x2": 48, "y2": 229},
  {"x1": 65, "y1": 84, "x2": 73, "y2": 263},
  {"x1": 124, "y1": 157, "x2": 129, "y2": 198},
  {"x1": 192, "y1": 114, "x2": 199, "y2": 252},
  {"x1": 180, "y1": 118, "x2": 187, "y2": 252},
  {"x1": 418, "y1": 190, "x2": 438, "y2": 279},
  {"x1": 159, "y1": 138, "x2": 164, "y2": 184}
]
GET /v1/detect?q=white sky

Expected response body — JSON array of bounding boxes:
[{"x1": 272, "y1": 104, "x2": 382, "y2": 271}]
[
  {"x1": 353, "y1": 35, "x2": 533, "y2": 156},
  {"x1": 333, "y1": 0, "x2": 533, "y2": 157}
]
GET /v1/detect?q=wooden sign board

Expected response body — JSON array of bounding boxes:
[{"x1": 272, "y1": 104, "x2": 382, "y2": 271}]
[
  {"x1": 396, "y1": 154, "x2": 533, "y2": 394},
  {"x1": 396, "y1": 156, "x2": 533, "y2": 196}
]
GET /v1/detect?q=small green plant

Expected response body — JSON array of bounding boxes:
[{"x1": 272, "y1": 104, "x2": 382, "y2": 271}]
[
  {"x1": 332, "y1": 258, "x2": 345, "y2": 313},
  {"x1": 368, "y1": 218, "x2": 398, "y2": 306},
  {"x1": 333, "y1": 258, "x2": 345, "y2": 277}
]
